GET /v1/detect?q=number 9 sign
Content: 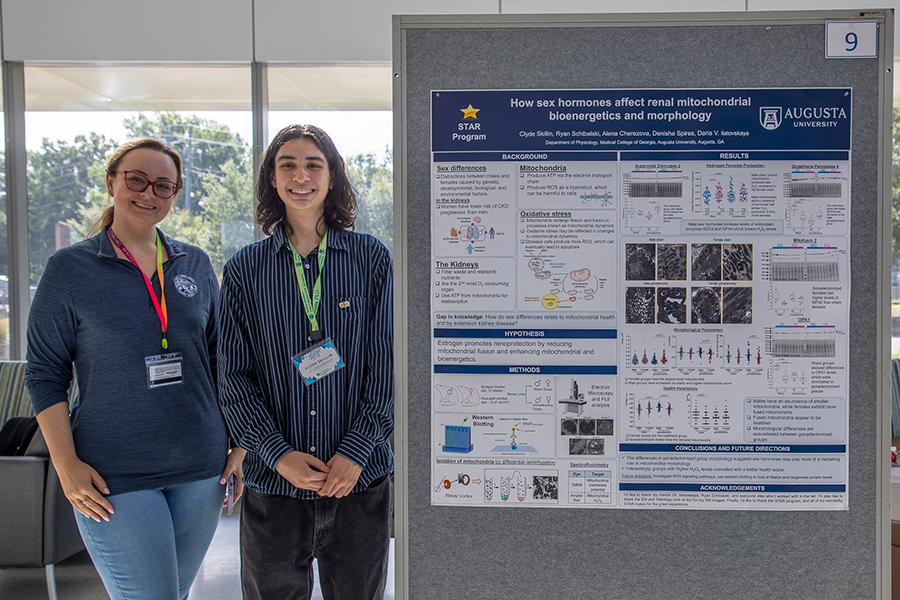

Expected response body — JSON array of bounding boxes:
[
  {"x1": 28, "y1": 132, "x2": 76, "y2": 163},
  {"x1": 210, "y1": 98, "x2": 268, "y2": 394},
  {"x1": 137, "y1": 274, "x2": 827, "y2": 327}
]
[{"x1": 826, "y1": 21, "x2": 877, "y2": 58}]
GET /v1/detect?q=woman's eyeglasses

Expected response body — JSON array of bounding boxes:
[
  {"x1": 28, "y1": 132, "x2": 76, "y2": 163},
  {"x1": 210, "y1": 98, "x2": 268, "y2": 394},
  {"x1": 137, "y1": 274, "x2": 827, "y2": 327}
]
[{"x1": 109, "y1": 170, "x2": 180, "y2": 200}]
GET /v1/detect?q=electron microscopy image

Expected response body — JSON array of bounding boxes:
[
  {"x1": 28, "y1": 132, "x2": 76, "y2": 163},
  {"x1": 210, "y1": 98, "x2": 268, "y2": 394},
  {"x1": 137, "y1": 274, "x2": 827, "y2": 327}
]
[
  {"x1": 560, "y1": 419, "x2": 577, "y2": 436},
  {"x1": 657, "y1": 287, "x2": 687, "y2": 324},
  {"x1": 587, "y1": 439, "x2": 605, "y2": 455},
  {"x1": 596, "y1": 419, "x2": 614, "y2": 436},
  {"x1": 532, "y1": 475, "x2": 558, "y2": 500},
  {"x1": 722, "y1": 287, "x2": 753, "y2": 324},
  {"x1": 657, "y1": 243, "x2": 687, "y2": 281},
  {"x1": 569, "y1": 438, "x2": 588, "y2": 455},
  {"x1": 691, "y1": 243, "x2": 723, "y2": 281},
  {"x1": 723, "y1": 244, "x2": 753, "y2": 281},
  {"x1": 691, "y1": 287, "x2": 721, "y2": 324},
  {"x1": 626, "y1": 287, "x2": 655, "y2": 324},
  {"x1": 626, "y1": 244, "x2": 656, "y2": 280},
  {"x1": 578, "y1": 419, "x2": 596, "y2": 435}
]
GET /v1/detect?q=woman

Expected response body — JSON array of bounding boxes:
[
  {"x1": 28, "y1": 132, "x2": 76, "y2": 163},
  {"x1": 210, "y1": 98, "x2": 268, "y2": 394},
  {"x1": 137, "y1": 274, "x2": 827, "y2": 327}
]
[
  {"x1": 218, "y1": 125, "x2": 393, "y2": 599},
  {"x1": 25, "y1": 138, "x2": 244, "y2": 600}
]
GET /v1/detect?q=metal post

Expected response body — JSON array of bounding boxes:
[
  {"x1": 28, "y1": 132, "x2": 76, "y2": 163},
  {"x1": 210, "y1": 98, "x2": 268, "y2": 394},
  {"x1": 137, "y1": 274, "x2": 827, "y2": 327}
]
[
  {"x1": 44, "y1": 564, "x2": 59, "y2": 600},
  {"x1": 3, "y1": 61, "x2": 28, "y2": 360},
  {"x1": 251, "y1": 62, "x2": 268, "y2": 241}
]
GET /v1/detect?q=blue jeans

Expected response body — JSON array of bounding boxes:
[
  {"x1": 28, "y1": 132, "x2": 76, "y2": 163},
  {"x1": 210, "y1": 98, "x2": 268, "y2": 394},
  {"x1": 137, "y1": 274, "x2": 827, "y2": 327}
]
[{"x1": 74, "y1": 475, "x2": 225, "y2": 600}]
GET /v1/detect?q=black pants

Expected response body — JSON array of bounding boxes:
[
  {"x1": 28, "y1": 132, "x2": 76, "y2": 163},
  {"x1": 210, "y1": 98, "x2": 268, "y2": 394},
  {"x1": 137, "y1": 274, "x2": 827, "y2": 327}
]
[{"x1": 240, "y1": 477, "x2": 392, "y2": 600}]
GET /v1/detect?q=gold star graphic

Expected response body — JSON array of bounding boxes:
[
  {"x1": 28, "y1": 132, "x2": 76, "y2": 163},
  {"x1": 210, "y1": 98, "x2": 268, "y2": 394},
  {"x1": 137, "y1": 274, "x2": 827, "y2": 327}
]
[{"x1": 460, "y1": 104, "x2": 480, "y2": 119}]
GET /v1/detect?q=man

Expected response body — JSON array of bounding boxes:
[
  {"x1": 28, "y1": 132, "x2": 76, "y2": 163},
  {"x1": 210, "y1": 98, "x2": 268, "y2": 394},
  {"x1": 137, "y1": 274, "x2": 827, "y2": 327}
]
[{"x1": 218, "y1": 124, "x2": 393, "y2": 600}]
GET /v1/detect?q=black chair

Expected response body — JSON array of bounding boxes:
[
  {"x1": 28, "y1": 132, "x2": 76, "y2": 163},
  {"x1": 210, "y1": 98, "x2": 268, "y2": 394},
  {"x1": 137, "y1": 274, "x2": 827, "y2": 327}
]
[{"x1": 0, "y1": 426, "x2": 85, "y2": 600}]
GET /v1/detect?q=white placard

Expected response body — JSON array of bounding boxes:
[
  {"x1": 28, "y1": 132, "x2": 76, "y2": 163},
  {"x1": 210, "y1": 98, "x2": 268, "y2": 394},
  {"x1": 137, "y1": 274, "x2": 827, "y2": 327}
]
[{"x1": 825, "y1": 21, "x2": 877, "y2": 58}]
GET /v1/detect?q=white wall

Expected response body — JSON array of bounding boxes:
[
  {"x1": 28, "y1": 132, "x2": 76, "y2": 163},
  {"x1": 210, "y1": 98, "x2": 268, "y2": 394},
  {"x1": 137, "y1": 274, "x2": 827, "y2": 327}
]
[
  {"x1": 2, "y1": 0, "x2": 896, "y2": 63},
  {"x1": 0, "y1": 0, "x2": 252, "y2": 61},
  {"x1": 255, "y1": 0, "x2": 494, "y2": 62}
]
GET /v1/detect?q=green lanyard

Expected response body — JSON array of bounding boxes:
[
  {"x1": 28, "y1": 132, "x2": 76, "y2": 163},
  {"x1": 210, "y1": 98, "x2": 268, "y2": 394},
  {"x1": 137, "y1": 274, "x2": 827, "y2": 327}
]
[{"x1": 290, "y1": 230, "x2": 328, "y2": 342}]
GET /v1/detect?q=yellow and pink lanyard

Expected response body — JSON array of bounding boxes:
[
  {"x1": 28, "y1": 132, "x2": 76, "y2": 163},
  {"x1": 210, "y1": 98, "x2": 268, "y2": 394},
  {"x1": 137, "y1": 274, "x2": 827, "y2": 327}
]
[{"x1": 108, "y1": 228, "x2": 169, "y2": 350}]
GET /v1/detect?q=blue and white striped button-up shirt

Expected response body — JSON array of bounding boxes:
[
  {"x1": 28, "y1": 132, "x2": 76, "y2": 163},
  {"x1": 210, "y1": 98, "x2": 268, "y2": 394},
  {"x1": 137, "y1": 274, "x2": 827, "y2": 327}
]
[{"x1": 218, "y1": 226, "x2": 393, "y2": 498}]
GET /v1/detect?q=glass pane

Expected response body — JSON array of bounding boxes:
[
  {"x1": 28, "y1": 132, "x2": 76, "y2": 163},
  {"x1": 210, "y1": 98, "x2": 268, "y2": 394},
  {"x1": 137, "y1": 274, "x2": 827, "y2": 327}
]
[
  {"x1": 268, "y1": 110, "x2": 393, "y2": 252},
  {"x1": 894, "y1": 106, "x2": 900, "y2": 359},
  {"x1": 0, "y1": 71, "x2": 8, "y2": 359},
  {"x1": 24, "y1": 66, "x2": 253, "y2": 285},
  {"x1": 268, "y1": 65, "x2": 391, "y2": 112}
]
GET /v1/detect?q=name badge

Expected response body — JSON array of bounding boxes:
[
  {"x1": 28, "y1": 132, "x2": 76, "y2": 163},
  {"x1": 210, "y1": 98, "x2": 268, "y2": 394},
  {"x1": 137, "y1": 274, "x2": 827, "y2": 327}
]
[
  {"x1": 292, "y1": 338, "x2": 344, "y2": 385},
  {"x1": 145, "y1": 353, "x2": 184, "y2": 388}
]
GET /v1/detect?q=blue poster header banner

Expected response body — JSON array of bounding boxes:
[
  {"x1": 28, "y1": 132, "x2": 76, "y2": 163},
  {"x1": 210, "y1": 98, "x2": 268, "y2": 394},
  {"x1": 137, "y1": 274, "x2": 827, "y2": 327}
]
[
  {"x1": 621, "y1": 151, "x2": 849, "y2": 162},
  {"x1": 435, "y1": 365, "x2": 617, "y2": 375},
  {"x1": 432, "y1": 88, "x2": 851, "y2": 153},
  {"x1": 619, "y1": 443, "x2": 846, "y2": 453},
  {"x1": 434, "y1": 151, "x2": 618, "y2": 162},
  {"x1": 619, "y1": 483, "x2": 846, "y2": 493},
  {"x1": 433, "y1": 328, "x2": 616, "y2": 339}
]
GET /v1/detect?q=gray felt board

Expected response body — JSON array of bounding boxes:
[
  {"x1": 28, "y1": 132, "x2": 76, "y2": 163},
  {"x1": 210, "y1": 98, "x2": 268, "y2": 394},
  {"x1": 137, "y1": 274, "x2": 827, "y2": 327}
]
[{"x1": 393, "y1": 10, "x2": 892, "y2": 600}]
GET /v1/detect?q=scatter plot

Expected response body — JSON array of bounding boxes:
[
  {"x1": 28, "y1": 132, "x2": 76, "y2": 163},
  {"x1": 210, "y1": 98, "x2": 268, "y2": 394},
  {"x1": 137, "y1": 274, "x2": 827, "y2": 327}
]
[
  {"x1": 771, "y1": 361, "x2": 809, "y2": 392},
  {"x1": 626, "y1": 287, "x2": 655, "y2": 324},
  {"x1": 691, "y1": 287, "x2": 721, "y2": 324},
  {"x1": 657, "y1": 287, "x2": 687, "y2": 324},
  {"x1": 624, "y1": 334, "x2": 676, "y2": 368},
  {"x1": 723, "y1": 335, "x2": 764, "y2": 367},
  {"x1": 625, "y1": 393, "x2": 679, "y2": 429},
  {"x1": 768, "y1": 283, "x2": 807, "y2": 315},
  {"x1": 626, "y1": 244, "x2": 656, "y2": 280},
  {"x1": 722, "y1": 287, "x2": 752, "y2": 324},
  {"x1": 691, "y1": 244, "x2": 723, "y2": 281},
  {"x1": 657, "y1": 243, "x2": 687, "y2": 281},
  {"x1": 689, "y1": 393, "x2": 733, "y2": 432},
  {"x1": 723, "y1": 244, "x2": 753, "y2": 281}
]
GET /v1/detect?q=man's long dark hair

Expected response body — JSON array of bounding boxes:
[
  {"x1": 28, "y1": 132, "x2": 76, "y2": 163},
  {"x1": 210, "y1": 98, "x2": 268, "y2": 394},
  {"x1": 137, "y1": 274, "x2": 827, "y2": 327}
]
[{"x1": 256, "y1": 124, "x2": 357, "y2": 236}]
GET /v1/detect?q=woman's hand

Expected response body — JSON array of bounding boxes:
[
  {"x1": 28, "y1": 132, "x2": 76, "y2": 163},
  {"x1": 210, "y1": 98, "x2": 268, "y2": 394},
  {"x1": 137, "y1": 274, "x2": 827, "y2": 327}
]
[
  {"x1": 221, "y1": 447, "x2": 246, "y2": 503},
  {"x1": 36, "y1": 403, "x2": 113, "y2": 522},
  {"x1": 55, "y1": 455, "x2": 114, "y2": 522}
]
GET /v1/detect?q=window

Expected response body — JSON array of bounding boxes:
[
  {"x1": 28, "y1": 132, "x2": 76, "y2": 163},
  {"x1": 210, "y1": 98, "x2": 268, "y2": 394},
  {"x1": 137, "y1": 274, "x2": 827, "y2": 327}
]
[
  {"x1": 268, "y1": 65, "x2": 393, "y2": 251},
  {"x1": 0, "y1": 73, "x2": 8, "y2": 359},
  {"x1": 24, "y1": 66, "x2": 253, "y2": 282}
]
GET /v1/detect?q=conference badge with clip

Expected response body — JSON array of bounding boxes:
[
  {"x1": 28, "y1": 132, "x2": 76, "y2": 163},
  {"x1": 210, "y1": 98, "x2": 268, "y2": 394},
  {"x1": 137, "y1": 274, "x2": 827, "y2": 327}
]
[
  {"x1": 145, "y1": 353, "x2": 184, "y2": 388},
  {"x1": 292, "y1": 338, "x2": 344, "y2": 386}
]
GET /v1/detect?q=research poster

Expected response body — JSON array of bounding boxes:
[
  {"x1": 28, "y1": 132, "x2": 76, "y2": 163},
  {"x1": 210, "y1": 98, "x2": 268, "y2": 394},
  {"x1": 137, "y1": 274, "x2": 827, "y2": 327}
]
[{"x1": 430, "y1": 88, "x2": 850, "y2": 510}]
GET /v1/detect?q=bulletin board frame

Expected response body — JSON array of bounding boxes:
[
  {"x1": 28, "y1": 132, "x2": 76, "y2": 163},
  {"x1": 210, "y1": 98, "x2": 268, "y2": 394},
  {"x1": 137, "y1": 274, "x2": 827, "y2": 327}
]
[{"x1": 392, "y1": 10, "x2": 894, "y2": 600}]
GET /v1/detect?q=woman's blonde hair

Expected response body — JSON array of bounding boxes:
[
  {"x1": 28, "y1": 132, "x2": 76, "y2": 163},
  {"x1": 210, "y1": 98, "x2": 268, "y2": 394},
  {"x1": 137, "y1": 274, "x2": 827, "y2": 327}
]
[{"x1": 88, "y1": 138, "x2": 183, "y2": 236}]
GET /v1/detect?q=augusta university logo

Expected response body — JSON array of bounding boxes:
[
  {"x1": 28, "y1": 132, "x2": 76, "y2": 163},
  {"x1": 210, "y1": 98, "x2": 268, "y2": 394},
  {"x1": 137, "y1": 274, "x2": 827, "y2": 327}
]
[
  {"x1": 760, "y1": 107, "x2": 782, "y2": 130},
  {"x1": 173, "y1": 274, "x2": 198, "y2": 298}
]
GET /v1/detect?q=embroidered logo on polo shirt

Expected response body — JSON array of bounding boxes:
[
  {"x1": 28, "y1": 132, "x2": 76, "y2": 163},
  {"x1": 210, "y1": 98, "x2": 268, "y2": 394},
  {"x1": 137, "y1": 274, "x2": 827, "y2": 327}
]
[{"x1": 174, "y1": 274, "x2": 198, "y2": 298}]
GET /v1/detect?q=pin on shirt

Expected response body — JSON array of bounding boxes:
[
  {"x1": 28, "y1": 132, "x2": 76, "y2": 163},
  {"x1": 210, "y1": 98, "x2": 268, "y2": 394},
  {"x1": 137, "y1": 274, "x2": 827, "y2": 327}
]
[{"x1": 339, "y1": 300, "x2": 350, "y2": 309}]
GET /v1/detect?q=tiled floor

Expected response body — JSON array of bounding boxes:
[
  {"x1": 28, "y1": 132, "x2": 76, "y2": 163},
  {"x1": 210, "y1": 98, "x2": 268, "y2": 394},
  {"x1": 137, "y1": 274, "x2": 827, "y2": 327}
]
[{"x1": 0, "y1": 511, "x2": 395, "y2": 599}]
